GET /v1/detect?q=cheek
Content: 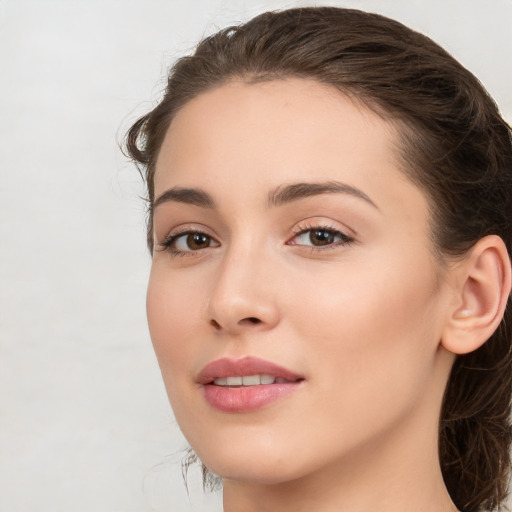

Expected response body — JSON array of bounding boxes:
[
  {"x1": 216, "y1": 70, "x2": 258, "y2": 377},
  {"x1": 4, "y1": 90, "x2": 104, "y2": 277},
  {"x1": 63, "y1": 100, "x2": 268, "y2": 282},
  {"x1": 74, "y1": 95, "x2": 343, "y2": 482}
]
[
  {"x1": 287, "y1": 252, "x2": 441, "y2": 418},
  {"x1": 146, "y1": 265, "x2": 204, "y2": 384}
]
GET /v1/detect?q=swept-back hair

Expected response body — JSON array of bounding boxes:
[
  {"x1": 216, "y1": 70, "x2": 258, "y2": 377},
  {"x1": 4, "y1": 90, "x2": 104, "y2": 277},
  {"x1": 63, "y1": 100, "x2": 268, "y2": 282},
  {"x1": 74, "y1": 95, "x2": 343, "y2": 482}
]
[{"x1": 125, "y1": 7, "x2": 512, "y2": 511}]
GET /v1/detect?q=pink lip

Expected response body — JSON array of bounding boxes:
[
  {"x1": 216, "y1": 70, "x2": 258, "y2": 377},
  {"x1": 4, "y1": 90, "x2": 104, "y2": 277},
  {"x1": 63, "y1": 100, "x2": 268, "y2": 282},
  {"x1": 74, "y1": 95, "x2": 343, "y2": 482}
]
[{"x1": 196, "y1": 356, "x2": 304, "y2": 413}]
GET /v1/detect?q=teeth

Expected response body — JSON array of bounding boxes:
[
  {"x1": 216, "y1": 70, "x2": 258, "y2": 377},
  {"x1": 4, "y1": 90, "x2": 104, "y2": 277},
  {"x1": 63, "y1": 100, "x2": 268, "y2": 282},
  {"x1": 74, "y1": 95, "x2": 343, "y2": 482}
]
[
  {"x1": 242, "y1": 375, "x2": 261, "y2": 386},
  {"x1": 213, "y1": 374, "x2": 277, "y2": 386}
]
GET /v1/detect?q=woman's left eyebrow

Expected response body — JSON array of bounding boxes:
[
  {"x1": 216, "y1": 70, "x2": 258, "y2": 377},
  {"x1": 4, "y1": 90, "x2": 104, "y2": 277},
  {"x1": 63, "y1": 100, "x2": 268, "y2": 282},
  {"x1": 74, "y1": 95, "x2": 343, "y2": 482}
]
[{"x1": 267, "y1": 181, "x2": 379, "y2": 210}]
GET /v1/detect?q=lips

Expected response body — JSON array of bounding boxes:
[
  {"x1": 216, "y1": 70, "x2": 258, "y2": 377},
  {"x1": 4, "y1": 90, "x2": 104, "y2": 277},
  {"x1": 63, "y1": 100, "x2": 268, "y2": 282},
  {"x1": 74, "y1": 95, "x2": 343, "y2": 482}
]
[
  {"x1": 196, "y1": 356, "x2": 304, "y2": 413},
  {"x1": 196, "y1": 356, "x2": 303, "y2": 384}
]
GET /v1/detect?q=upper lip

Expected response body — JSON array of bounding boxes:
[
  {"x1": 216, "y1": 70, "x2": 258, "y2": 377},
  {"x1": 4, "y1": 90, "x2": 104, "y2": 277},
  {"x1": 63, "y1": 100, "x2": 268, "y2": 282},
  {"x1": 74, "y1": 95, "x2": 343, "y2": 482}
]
[{"x1": 196, "y1": 356, "x2": 304, "y2": 385}]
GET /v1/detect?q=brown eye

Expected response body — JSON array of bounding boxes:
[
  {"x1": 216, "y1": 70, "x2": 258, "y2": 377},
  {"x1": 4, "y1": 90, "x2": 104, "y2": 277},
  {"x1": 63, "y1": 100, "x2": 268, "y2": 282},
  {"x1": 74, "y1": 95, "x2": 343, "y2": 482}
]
[
  {"x1": 309, "y1": 229, "x2": 337, "y2": 246},
  {"x1": 185, "y1": 233, "x2": 211, "y2": 250},
  {"x1": 290, "y1": 226, "x2": 354, "y2": 249},
  {"x1": 161, "y1": 230, "x2": 220, "y2": 256}
]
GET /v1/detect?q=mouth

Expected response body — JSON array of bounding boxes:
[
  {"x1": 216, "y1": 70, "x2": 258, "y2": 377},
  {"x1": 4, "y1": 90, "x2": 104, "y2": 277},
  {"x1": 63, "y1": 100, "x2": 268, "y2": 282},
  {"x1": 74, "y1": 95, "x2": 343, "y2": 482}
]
[
  {"x1": 196, "y1": 356, "x2": 305, "y2": 413},
  {"x1": 211, "y1": 374, "x2": 297, "y2": 387}
]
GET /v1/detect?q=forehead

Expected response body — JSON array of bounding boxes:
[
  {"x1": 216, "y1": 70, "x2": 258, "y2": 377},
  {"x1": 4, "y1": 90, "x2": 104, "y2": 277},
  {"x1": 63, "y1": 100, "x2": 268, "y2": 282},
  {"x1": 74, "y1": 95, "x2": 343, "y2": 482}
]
[{"x1": 154, "y1": 78, "x2": 426, "y2": 219}]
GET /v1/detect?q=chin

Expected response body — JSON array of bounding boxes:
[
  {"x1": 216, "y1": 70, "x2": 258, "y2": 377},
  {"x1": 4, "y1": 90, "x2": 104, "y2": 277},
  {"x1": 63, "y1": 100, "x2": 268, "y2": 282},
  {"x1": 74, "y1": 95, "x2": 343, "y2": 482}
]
[
  {"x1": 196, "y1": 445, "x2": 285, "y2": 483},
  {"x1": 206, "y1": 458, "x2": 304, "y2": 486},
  {"x1": 190, "y1": 432, "x2": 334, "y2": 487}
]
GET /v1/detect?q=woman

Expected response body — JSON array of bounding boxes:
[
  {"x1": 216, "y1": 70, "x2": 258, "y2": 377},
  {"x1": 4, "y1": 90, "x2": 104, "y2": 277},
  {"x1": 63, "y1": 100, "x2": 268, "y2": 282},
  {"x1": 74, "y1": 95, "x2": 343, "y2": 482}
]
[{"x1": 125, "y1": 7, "x2": 512, "y2": 512}]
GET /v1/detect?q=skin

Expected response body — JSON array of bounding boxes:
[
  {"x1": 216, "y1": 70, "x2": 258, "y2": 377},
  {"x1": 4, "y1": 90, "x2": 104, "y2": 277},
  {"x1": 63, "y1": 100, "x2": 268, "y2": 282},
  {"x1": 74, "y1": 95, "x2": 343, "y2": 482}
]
[{"x1": 147, "y1": 78, "x2": 462, "y2": 512}]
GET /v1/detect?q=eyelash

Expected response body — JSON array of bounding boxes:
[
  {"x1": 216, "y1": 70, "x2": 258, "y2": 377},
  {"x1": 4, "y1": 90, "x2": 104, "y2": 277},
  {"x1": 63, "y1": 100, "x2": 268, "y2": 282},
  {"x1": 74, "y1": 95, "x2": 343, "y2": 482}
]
[
  {"x1": 290, "y1": 223, "x2": 355, "y2": 251},
  {"x1": 159, "y1": 224, "x2": 354, "y2": 258},
  {"x1": 160, "y1": 229, "x2": 219, "y2": 258}
]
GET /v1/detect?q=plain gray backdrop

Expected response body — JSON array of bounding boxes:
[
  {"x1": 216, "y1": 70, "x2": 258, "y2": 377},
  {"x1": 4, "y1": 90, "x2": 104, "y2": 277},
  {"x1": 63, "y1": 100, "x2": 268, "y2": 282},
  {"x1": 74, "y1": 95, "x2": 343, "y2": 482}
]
[{"x1": 1, "y1": 1, "x2": 511, "y2": 511}]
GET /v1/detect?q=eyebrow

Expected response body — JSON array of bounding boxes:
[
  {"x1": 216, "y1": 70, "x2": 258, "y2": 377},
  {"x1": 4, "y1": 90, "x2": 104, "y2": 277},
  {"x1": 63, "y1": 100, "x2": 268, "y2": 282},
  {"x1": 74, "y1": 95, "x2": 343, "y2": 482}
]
[
  {"x1": 153, "y1": 180, "x2": 378, "y2": 211},
  {"x1": 153, "y1": 187, "x2": 216, "y2": 210},
  {"x1": 268, "y1": 181, "x2": 379, "y2": 209}
]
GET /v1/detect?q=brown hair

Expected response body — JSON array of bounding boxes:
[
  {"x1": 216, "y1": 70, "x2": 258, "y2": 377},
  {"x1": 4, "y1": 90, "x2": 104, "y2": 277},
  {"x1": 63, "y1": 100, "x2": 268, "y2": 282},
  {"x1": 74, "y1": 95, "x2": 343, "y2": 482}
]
[{"x1": 125, "y1": 7, "x2": 512, "y2": 511}]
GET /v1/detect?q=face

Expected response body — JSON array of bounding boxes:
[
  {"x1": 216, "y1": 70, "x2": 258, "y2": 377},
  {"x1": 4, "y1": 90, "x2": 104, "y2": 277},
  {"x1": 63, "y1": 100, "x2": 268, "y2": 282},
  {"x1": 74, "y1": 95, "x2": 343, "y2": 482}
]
[{"x1": 147, "y1": 79, "x2": 455, "y2": 485}]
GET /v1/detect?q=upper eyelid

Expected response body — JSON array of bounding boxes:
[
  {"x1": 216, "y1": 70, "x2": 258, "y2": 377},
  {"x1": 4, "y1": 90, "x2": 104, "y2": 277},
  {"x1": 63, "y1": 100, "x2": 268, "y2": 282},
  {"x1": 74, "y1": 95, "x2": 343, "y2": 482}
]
[
  {"x1": 293, "y1": 223, "x2": 339, "y2": 234},
  {"x1": 165, "y1": 227, "x2": 208, "y2": 239},
  {"x1": 160, "y1": 224, "x2": 219, "y2": 242},
  {"x1": 291, "y1": 219, "x2": 355, "y2": 237},
  {"x1": 288, "y1": 226, "x2": 354, "y2": 245}
]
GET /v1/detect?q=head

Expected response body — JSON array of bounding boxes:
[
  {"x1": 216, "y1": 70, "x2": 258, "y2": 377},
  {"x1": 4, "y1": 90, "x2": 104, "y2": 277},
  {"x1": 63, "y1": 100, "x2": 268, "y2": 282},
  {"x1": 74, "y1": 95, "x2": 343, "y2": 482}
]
[{"x1": 125, "y1": 7, "x2": 512, "y2": 511}]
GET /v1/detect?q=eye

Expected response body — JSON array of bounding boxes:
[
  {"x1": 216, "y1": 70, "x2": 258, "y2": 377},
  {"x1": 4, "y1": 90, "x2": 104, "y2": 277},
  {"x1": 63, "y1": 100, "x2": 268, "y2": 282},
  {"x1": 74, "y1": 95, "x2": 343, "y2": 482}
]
[
  {"x1": 289, "y1": 226, "x2": 354, "y2": 249},
  {"x1": 161, "y1": 230, "x2": 220, "y2": 256}
]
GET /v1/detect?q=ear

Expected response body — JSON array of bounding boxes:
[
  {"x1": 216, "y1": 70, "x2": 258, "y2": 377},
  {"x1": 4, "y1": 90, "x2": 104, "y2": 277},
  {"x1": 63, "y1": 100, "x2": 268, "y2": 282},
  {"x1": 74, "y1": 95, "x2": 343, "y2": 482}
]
[{"x1": 441, "y1": 235, "x2": 511, "y2": 355}]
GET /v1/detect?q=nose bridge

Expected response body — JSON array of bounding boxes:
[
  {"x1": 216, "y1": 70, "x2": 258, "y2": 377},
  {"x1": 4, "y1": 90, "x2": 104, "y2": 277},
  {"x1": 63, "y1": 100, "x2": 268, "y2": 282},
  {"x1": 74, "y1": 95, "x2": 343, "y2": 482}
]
[{"x1": 208, "y1": 231, "x2": 279, "y2": 332}]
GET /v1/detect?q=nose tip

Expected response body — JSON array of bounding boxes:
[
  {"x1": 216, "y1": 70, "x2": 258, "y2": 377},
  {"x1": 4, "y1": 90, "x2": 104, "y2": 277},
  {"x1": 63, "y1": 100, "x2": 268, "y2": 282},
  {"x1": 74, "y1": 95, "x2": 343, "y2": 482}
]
[
  {"x1": 209, "y1": 296, "x2": 278, "y2": 333},
  {"x1": 207, "y1": 267, "x2": 280, "y2": 334}
]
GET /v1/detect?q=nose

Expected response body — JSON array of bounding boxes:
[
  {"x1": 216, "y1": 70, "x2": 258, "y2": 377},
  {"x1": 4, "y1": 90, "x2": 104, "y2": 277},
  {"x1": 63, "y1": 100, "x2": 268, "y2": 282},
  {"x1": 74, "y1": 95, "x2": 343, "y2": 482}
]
[{"x1": 207, "y1": 243, "x2": 280, "y2": 335}]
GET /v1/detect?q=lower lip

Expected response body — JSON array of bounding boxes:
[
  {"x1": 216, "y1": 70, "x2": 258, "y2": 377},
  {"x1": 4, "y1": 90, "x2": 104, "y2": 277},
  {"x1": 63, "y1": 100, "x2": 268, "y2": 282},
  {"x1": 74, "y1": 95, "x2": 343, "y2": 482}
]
[{"x1": 203, "y1": 382, "x2": 301, "y2": 413}]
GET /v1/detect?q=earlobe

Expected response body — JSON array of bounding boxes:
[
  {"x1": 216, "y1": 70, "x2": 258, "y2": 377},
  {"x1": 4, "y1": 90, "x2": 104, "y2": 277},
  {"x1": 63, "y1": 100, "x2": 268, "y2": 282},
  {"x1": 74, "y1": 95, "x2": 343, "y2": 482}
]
[{"x1": 442, "y1": 235, "x2": 511, "y2": 355}]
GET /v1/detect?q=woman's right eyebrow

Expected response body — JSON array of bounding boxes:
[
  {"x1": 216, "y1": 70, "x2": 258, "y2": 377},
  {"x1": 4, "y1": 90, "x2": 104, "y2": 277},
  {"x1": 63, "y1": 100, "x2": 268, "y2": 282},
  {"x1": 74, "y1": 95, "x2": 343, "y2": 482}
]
[{"x1": 153, "y1": 187, "x2": 216, "y2": 210}]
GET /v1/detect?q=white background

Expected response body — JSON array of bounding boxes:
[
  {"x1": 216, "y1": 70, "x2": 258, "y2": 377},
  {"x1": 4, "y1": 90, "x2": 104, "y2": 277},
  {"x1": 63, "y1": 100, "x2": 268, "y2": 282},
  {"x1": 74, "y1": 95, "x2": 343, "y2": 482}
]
[{"x1": 1, "y1": 1, "x2": 511, "y2": 511}]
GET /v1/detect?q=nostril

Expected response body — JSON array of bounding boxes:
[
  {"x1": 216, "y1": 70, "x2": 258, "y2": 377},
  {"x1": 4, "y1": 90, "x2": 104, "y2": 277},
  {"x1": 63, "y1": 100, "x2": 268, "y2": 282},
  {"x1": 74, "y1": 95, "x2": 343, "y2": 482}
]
[
  {"x1": 209, "y1": 317, "x2": 262, "y2": 331},
  {"x1": 210, "y1": 319, "x2": 222, "y2": 330}
]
